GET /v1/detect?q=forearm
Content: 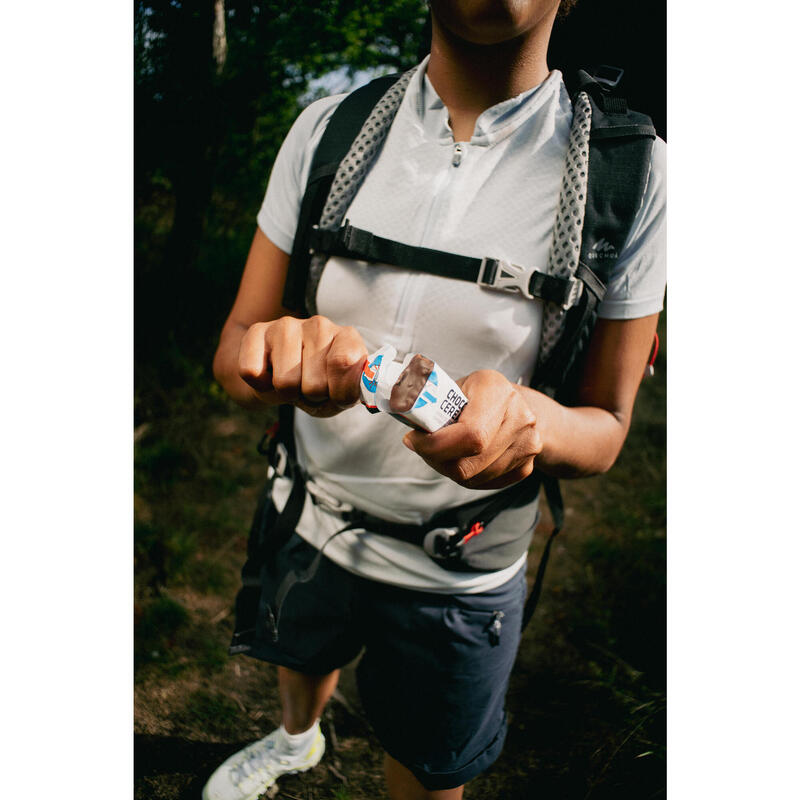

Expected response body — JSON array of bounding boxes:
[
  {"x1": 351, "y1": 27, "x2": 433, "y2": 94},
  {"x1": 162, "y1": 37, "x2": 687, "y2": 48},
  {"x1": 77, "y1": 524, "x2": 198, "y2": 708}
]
[{"x1": 519, "y1": 386, "x2": 629, "y2": 479}]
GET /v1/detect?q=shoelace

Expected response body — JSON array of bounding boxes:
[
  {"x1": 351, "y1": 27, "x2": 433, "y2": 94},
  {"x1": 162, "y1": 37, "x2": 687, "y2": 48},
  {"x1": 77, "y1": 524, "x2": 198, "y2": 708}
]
[{"x1": 230, "y1": 737, "x2": 281, "y2": 785}]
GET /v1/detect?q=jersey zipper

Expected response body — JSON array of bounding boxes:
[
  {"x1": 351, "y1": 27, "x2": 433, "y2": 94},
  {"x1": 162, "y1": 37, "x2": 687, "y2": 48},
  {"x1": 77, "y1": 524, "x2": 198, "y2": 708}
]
[
  {"x1": 420, "y1": 143, "x2": 468, "y2": 243},
  {"x1": 392, "y1": 142, "x2": 469, "y2": 344}
]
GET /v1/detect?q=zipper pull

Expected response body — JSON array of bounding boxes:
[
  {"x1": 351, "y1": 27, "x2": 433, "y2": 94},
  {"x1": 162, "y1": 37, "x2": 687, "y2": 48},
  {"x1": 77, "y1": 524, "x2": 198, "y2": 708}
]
[
  {"x1": 487, "y1": 610, "x2": 504, "y2": 646},
  {"x1": 452, "y1": 143, "x2": 463, "y2": 167}
]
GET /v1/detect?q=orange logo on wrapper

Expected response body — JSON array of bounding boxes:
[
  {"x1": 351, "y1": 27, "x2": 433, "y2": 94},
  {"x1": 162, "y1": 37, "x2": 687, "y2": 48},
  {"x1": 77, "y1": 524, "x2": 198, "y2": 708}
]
[{"x1": 361, "y1": 355, "x2": 382, "y2": 393}]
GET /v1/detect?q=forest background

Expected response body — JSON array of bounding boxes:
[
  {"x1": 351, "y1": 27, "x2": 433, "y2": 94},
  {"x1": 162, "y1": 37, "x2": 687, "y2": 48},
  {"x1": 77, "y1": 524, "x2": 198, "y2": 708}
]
[{"x1": 134, "y1": 1, "x2": 667, "y2": 798}]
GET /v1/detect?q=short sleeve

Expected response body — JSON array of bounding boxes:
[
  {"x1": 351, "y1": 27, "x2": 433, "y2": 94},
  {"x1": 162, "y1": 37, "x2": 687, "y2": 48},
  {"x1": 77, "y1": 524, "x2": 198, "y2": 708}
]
[
  {"x1": 596, "y1": 136, "x2": 666, "y2": 320},
  {"x1": 256, "y1": 94, "x2": 345, "y2": 255}
]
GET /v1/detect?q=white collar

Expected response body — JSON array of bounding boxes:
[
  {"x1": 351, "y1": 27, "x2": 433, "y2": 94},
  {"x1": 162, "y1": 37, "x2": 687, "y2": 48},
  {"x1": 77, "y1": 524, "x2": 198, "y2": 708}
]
[{"x1": 410, "y1": 54, "x2": 563, "y2": 146}]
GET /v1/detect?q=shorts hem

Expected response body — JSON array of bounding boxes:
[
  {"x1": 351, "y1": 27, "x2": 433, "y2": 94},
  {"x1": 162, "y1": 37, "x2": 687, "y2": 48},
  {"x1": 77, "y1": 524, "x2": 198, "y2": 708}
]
[
  {"x1": 229, "y1": 640, "x2": 356, "y2": 677},
  {"x1": 384, "y1": 720, "x2": 508, "y2": 791}
]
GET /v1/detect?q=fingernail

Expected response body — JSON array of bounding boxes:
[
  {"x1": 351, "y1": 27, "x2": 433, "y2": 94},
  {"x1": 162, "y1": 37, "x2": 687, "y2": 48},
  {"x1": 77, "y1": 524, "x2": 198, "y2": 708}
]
[{"x1": 403, "y1": 435, "x2": 413, "y2": 450}]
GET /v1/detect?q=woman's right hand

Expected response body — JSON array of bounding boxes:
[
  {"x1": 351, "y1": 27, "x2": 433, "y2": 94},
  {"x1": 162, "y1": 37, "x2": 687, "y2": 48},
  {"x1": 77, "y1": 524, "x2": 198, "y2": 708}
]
[{"x1": 237, "y1": 315, "x2": 368, "y2": 417}]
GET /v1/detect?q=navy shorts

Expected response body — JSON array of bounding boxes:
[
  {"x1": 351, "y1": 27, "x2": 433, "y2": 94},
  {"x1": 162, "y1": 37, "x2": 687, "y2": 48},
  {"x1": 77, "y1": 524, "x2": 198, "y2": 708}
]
[{"x1": 233, "y1": 531, "x2": 527, "y2": 790}]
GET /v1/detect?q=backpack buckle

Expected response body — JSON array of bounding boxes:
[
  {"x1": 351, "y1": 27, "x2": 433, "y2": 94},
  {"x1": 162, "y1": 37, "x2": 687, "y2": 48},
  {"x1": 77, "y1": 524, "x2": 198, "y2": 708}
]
[
  {"x1": 423, "y1": 520, "x2": 486, "y2": 560},
  {"x1": 560, "y1": 275, "x2": 583, "y2": 310},
  {"x1": 528, "y1": 271, "x2": 584, "y2": 309},
  {"x1": 423, "y1": 527, "x2": 461, "y2": 559},
  {"x1": 478, "y1": 258, "x2": 537, "y2": 299},
  {"x1": 266, "y1": 441, "x2": 289, "y2": 480},
  {"x1": 306, "y1": 480, "x2": 354, "y2": 514}
]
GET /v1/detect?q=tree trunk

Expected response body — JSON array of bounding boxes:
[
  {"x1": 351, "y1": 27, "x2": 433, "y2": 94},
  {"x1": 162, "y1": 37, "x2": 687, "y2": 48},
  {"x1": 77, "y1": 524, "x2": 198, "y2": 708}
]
[{"x1": 212, "y1": 0, "x2": 227, "y2": 75}]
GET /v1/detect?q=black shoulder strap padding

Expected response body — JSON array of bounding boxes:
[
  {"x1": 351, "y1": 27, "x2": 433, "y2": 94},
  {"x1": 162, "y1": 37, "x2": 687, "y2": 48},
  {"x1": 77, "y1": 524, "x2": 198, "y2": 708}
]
[
  {"x1": 278, "y1": 403, "x2": 296, "y2": 458},
  {"x1": 533, "y1": 70, "x2": 656, "y2": 397},
  {"x1": 571, "y1": 69, "x2": 657, "y2": 283},
  {"x1": 282, "y1": 74, "x2": 404, "y2": 312},
  {"x1": 533, "y1": 283, "x2": 600, "y2": 395}
]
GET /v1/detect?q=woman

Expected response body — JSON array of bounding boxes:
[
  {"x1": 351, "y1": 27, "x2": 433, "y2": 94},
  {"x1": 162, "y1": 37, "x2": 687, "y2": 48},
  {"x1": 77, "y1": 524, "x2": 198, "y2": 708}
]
[{"x1": 205, "y1": 1, "x2": 665, "y2": 798}]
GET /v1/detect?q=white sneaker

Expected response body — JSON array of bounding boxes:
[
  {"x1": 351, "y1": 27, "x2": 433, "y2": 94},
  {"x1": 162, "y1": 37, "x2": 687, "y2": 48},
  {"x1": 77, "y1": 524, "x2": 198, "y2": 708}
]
[{"x1": 202, "y1": 723, "x2": 326, "y2": 800}]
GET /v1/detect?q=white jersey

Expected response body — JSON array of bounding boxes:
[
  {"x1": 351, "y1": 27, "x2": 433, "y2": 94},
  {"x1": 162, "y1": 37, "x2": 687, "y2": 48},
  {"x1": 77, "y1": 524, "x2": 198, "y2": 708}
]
[{"x1": 256, "y1": 57, "x2": 666, "y2": 593}]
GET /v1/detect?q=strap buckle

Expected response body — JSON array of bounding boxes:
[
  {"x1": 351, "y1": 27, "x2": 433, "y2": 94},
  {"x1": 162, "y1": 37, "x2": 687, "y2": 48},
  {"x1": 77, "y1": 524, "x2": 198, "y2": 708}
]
[
  {"x1": 340, "y1": 219, "x2": 356, "y2": 249},
  {"x1": 423, "y1": 527, "x2": 461, "y2": 559},
  {"x1": 478, "y1": 257, "x2": 537, "y2": 299},
  {"x1": 558, "y1": 275, "x2": 584, "y2": 310},
  {"x1": 529, "y1": 271, "x2": 584, "y2": 310},
  {"x1": 480, "y1": 259, "x2": 584, "y2": 310},
  {"x1": 423, "y1": 520, "x2": 485, "y2": 559},
  {"x1": 306, "y1": 480, "x2": 354, "y2": 514},
  {"x1": 309, "y1": 220, "x2": 361, "y2": 259},
  {"x1": 266, "y1": 441, "x2": 289, "y2": 480}
]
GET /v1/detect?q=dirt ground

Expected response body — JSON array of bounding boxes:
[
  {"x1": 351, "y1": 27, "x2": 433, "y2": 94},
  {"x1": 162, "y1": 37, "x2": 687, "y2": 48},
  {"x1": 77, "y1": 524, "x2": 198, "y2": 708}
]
[{"x1": 134, "y1": 327, "x2": 665, "y2": 799}]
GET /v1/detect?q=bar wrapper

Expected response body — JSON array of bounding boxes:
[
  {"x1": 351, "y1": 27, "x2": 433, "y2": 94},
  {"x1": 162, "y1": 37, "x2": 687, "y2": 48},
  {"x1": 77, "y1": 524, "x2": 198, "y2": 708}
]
[{"x1": 359, "y1": 345, "x2": 468, "y2": 432}]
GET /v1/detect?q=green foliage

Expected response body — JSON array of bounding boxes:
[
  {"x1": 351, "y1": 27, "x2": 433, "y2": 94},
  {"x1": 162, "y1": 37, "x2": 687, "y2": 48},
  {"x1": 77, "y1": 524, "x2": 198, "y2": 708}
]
[
  {"x1": 135, "y1": 595, "x2": 190, "y2": 669},
  {"x1": 181, "y1": 555, "x2": 234, "y2": 594},
  {"x1": 135, "y1": 1, "x2": 428, "y2": 411},
  {"x1": 135, "y1": 590, "x2": 231, "y2": 676},
  {"x1": 181, "y1": 627, "x2": 231, "y2": 674},
  {"x1": 135, "y1": 519, "x2": 199, "y2": 585},
  {"x1": 134, "y1": 439, "x2": 198, "y2": 491},
  {"x1": 576, "y1": 534, "x2": 666, "y2": 686},
  {"x1": 134, "y1": 334, "x2": 233, "y2": 426},
  {"x1": 177, "y1": 690, "x2": 242, "y2": 737}
]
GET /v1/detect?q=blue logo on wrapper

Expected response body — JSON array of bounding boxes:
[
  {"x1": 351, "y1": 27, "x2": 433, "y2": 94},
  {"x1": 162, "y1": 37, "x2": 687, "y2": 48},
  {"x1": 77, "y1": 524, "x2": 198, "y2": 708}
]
[
  {"x1": 413, "y1": 390, "x2": 438, "y2": 410},
  {"x1": 361, "y1": 355, "x2": 383, "y2": 393}
]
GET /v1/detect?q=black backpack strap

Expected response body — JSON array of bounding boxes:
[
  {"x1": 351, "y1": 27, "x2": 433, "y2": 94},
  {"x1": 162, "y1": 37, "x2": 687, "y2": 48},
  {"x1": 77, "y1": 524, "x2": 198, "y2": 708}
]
[
  {"x1": 229, "y1": 404, "x2": 303, "y2": 654},
  {"x1": 534, "y1": 70, "x2": 656, "y2": 397},
  {"x1": 522, "y1": 71, "x2": 658, "y2": 629},
  {"x1": 282, "y1": 74, "x2": 404, "y2": 313},
  {"x1": 521, "y1": 473, "x2": 563, "y2": 631},
  {"x1": 574, "y1": 69, "x2": 657, "y2": 276},
  {"x1": 308, "y1": 222, "x2": 586, "y2": 310}
]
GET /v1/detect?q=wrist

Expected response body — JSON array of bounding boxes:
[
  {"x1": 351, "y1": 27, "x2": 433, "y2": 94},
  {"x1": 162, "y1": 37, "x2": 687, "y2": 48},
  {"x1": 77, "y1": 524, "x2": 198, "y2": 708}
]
[{"x1": 515, "y1": 385, "x2": 561, "y2": 471}]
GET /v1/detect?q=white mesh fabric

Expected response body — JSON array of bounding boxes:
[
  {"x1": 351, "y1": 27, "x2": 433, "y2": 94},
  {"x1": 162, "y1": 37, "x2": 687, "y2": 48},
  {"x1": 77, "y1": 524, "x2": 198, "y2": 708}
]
[
  {"x1": 537, "y1": 91, "x2": 592, "y2": 367},
  {"x1": 306, "y1": 67, "x2": 419, "y2": 314}
]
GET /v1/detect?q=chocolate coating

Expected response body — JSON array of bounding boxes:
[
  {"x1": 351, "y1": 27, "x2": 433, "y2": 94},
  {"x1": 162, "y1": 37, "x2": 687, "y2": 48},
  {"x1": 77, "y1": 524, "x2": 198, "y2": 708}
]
[{"x1": 390, "y1": 354, "x2": 434, "y2": 413}]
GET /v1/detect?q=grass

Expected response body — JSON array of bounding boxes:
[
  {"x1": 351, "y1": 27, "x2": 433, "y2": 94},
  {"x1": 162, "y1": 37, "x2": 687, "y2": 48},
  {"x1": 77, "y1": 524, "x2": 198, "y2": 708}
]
[{"x1": 174, "y1": 690, "x2": 243, "y2": 739}]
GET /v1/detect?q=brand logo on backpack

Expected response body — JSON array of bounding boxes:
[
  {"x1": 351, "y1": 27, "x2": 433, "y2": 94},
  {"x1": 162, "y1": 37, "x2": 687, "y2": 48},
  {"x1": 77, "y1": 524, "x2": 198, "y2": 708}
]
[{"x1": 588, "y1": 238, "x2": 618, "y2": 260}]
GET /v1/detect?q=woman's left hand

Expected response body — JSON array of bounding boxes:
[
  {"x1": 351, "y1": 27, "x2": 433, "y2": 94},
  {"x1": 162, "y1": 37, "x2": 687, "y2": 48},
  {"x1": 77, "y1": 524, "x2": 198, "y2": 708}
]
[{"x1": 402, "y1": 369, "x2": 543, "y2": 490}]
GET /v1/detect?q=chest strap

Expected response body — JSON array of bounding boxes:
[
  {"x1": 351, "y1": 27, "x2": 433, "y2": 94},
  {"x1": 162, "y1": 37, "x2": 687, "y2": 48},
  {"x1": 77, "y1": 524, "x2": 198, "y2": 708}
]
[{"x1": 309, "y1": 221, "x2": 605, "y2": 310}]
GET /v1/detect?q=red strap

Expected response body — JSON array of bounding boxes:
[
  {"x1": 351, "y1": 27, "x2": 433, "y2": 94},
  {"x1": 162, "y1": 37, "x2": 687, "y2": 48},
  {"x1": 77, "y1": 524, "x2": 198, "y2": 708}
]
[
  {"x1": 645, "y1": 332, "x2": 659, "y2": 376},
  {"x1": 461, "y1": 521, "x2": 485, "y2": 545},
  {"x1": 648, "y1": 332, "x2": 659, "y2": 367}
]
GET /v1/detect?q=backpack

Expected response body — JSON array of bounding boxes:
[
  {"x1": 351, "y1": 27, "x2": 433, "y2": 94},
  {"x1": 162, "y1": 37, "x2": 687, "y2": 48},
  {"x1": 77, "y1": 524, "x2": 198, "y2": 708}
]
[{"x1": 231, "y1": 66, "x2": 657, "y2": 649}]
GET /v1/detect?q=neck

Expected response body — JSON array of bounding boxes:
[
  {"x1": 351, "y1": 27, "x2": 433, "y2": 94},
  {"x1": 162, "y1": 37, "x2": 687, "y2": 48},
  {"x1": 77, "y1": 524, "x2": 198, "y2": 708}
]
[{"x1": 426, "y1": 14, "x2": 555, "y2": 141}]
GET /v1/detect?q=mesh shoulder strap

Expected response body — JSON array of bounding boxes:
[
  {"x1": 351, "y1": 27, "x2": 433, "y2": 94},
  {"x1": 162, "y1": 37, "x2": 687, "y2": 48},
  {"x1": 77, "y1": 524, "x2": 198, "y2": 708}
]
[{"x1": 282, "y1": 73, "x2": 408, "y2": 313}]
